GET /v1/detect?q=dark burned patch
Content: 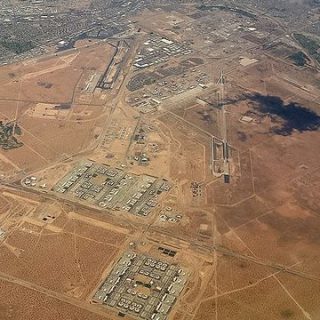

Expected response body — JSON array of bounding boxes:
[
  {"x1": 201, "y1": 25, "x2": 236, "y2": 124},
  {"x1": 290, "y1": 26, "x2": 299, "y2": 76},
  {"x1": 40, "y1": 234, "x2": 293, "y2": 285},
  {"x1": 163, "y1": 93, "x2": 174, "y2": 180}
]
[
  {"x1": 245, "y1": 93, "x2": 320, "y2": 135},
  {"x1": 54, "y1": 103, "x2": 71, "y2": 110},
  {"x1": 37, "y1": 81, "x2": 53, "y2": 89},
  {"x1": 280, "y1": 309, "x2": 295, "y2": 318}
]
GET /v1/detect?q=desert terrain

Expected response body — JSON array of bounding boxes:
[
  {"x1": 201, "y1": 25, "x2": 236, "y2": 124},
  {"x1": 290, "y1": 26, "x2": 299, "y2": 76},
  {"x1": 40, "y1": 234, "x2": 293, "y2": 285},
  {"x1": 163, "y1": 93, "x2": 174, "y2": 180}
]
[{"x1": 0, "y1": 1, "x2": 320, "y2": 320}]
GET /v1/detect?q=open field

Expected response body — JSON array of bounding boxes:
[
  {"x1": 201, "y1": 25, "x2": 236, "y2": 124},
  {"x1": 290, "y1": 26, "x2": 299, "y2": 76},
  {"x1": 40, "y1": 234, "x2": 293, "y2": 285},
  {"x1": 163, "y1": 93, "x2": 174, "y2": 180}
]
[
  {"x1": 0, "y1": 280, "x2": 114, "y2": 320},
  {"x1": 0, "y1": 197, "x2": 128, "y2": 299},
  {"x1": 0, "y1": 42, "x2": 116, "y2": 103},
  {"x1": 0, "y1": 114, "x2": 107, "y2": 172},
  {"x1": 0, "y1": 42, "x2": 117, "y2": 174}
]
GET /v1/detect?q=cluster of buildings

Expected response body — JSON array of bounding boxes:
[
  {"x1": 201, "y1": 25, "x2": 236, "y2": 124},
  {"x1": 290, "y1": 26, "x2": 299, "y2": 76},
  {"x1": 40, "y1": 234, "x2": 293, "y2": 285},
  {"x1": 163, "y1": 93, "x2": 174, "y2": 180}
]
[
  {"x1": 159, "y1": 207, "x2": 183, "y2": 224},
  {"x1": 134, "y1": 36, "x2": 191, "y2": 69},
  {"x1": 53, "y1": 160, "x2": 171, "y2": 216},
  {"x1": 129, "y1": 98, "x2": 161, "y2": 114},
  {"x1": 127, "y1": 56, "x2": 207, "y2": 113},
  {"x1": 93, "y1": 251, "x2": 187, "y2": 320}
]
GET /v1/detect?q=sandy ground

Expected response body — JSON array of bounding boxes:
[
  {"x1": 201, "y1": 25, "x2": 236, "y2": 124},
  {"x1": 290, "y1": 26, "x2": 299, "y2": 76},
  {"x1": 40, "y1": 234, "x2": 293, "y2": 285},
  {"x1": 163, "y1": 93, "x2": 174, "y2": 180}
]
[{"x1": 0, "y1": 4, "x2": 320, "y2": 320}]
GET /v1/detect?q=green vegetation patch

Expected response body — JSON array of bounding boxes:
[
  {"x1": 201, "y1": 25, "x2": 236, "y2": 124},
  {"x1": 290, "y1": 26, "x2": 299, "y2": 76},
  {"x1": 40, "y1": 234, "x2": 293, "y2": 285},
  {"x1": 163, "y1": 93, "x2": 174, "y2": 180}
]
[
  {"x1": 0, "y1": 40, "x2": 34, "y2": 54},
  {"x1": 0, "y1": 121, "x2": 23, "y2": 150},
  {"x1": 288, "y1": 51, "x2": 309, "y2": 66},
  {"x1": 293, "y1": 33, "x2": 320, "y2": 63},
  {"x1": 197, "y1": 4, "x2": 257, "y2": 20}
]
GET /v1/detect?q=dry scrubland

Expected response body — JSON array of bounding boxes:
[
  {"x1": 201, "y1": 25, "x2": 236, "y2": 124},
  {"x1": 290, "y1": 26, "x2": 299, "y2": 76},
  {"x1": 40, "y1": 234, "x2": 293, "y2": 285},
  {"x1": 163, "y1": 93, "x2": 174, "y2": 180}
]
[{"x1": 0, "y1": 2, "x2": 320, "y2": 320}]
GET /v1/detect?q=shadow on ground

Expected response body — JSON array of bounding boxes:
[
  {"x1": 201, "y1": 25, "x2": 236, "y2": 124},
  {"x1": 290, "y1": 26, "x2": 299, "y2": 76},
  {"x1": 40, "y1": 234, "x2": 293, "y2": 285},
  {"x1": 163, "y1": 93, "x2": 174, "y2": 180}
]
[{"x1": 245, "y1": 93, "x2": 320, "y2": 135}]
